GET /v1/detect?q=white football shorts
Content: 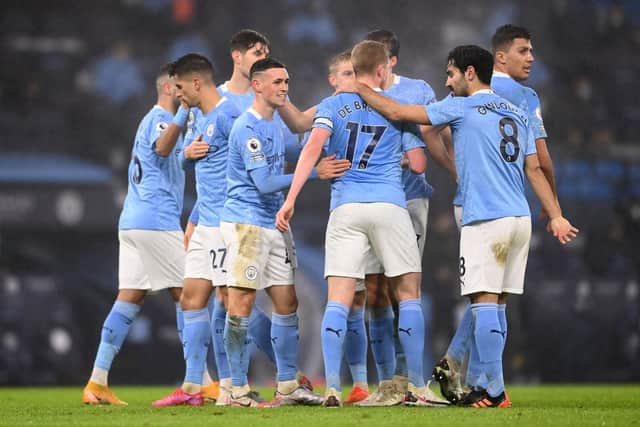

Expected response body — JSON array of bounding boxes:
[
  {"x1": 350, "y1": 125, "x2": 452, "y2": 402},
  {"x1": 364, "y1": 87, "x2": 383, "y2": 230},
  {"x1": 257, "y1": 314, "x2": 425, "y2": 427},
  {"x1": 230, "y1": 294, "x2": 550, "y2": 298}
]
[
  {"x1": 220, "y1": 221, "x2": 296, "y2": 290},
  {"x1": 118, "y1": 229, "x2": 184, "y2": 292},
  {"x1": 325, "y1": 202, "x2": 421, "y2": 280},
  {"x1": 458, "y1": 216, "x2": 531, "y2": 296},
  {"x1": 184, "y1": 225, "x2": 227, "y2": 286}
]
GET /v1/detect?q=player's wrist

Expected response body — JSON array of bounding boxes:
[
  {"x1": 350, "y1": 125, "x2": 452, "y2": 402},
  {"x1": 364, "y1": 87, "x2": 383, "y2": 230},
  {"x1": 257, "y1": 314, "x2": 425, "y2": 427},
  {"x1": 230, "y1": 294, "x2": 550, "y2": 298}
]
[{"x1": 172, "y1": 106, "x2": 189, "y2": 127}]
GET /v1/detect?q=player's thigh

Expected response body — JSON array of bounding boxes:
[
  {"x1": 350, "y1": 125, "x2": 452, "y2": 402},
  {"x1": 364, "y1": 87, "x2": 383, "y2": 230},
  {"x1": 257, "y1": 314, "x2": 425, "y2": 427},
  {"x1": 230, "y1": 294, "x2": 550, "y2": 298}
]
[
  {"x1": 459, "y1": 218, "x2": 513, "y2": 296},
  {"x1": 118, "y1": 230, "x2": 151, "y2": 290},
  {"x1": 201, "y1": 225, "x2": 228, "y2": 287},
  {"x1": 263, "y1": 228, "x2": 296, "y2": 289},
  {"x1": 119, "y1": 230, "x2": 185, "y2": 292},
  {"x1": 184, "y1": 225, "x2": 213, "y2": 282},
  {"x1": 367, "y1": 203, "x2": 422, "y2": 278},
  {"x1": 221, "y1": 221, "x2": 269, "y2": 291},
  {"x1": 358, "y1": 245, "x2": 383, "y2": 292},
  {"x1": 407, "y1": 197, "x2": 430, "y2": 256},
  {"x1": 136, "y1": 230, "x2": 185, "y2": 291},
  {"x1": 502, "y1": 216, "x2": 532, "y2": 295},
  {"x1": 324, "y1": 204, "x2": 370, "y2": 280}
]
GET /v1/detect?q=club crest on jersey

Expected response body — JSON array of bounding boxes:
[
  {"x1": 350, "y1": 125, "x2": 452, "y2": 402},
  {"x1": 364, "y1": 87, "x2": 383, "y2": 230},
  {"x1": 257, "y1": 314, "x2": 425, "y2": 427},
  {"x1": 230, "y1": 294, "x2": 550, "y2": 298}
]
[
  {"x1": 207, "y1": 124, "x2": 215, "y2": 137},
  {"x1": 244, "y1": 266, "x2": 258, "y2": 281},
  {"x1": 246, "y1": 138, "x2": 262, "y2": 153},
  {"x1": 156, "y1": 122, "x2": 168, "y2": 132},
  {"x1": 187, "y1": 111, "x2": 195, "y2": 125}
]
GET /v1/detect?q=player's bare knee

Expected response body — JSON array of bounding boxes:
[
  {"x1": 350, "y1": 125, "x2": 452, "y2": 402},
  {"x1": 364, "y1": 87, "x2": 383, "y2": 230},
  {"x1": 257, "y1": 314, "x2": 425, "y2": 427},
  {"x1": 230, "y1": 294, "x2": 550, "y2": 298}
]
[
  {"x1": 352, "y1": 290, "x2": 366, "y2": 309},
  {"x1": 116, "y1": 289, "x2": 147, "y2": 305},
  {"x1": 168, "y1": 287, "x2": 182, "y2": 303},
  {"x1": 268, "y1": 286, "x2": 298, "y2": 314},
  {"x1": 469, "y1": 292, "x2": 500, "y2": 304},
  {"x1": 227, "y1": 287, "x2": 256, "y2": 317}
]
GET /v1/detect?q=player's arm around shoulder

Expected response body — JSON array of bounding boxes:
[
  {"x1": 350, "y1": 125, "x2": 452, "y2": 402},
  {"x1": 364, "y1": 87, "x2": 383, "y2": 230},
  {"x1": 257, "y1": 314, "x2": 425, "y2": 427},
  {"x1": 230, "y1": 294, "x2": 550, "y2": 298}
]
[
  {"x1": 278, "y1": 99, "x2": 316, "y2": 133},
  {"x1": 355, "y1": 81, "x2": 430, "y2": 124}
]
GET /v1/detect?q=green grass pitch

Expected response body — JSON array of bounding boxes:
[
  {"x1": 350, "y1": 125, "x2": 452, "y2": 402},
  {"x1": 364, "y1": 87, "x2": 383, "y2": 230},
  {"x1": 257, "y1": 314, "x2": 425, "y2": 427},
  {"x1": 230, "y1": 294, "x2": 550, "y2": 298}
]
[{"x1": 2, "y1": 385, "x2": 639, "y2": 427}]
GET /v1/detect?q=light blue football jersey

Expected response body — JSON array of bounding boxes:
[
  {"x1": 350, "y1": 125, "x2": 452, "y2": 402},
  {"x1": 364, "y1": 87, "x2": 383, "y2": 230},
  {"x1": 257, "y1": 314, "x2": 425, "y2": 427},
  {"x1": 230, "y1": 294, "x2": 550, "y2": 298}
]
[
  {"x1": 386, "y1": 74, "x2": 436, "y2": 201},
  {"x1": 313, "y1": 91, "x2": 424, "y2": 211},
  {"x1": 186, "y1": 82, "x2": 296, "y2": 223},
  {"x1": 119, "y1": 105, "x2": 185, "y2": 231},
  {"x1": 491, "y1": 71, "x2": 547, "y2": 140},
  {"x1": 185, "y1": 98, "x2": 241, "y2": 227},
  {"x1": 221, "y1": 108, "x2": 287, "y2": 229},
  {"x1": 426, "y1": 91, "x2": 536, "y2": 225}
]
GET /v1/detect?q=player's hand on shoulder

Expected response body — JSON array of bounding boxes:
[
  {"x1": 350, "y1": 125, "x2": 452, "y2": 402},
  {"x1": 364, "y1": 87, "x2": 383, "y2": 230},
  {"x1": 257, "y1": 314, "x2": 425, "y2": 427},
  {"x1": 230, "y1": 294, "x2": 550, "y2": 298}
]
[
  {"x1": 184, "y1": 134, "x2": 209, "y2": 160},
  {"x1": 548, "y1": 216, "x2": 579, "y2": 245},
  {"x1": 276, "y1": 200, "x2": 295, "y2": 232},
  {"x1": 316, "y1": 154, "x2": 351, "y2": 179}
]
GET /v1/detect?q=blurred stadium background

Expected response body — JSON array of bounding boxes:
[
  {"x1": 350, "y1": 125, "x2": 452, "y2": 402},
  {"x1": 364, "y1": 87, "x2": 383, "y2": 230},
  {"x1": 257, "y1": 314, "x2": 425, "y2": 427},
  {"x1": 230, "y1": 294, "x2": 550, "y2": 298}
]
[{"x1": 0, "y1": 0, "x2": 638, "y2": 386}]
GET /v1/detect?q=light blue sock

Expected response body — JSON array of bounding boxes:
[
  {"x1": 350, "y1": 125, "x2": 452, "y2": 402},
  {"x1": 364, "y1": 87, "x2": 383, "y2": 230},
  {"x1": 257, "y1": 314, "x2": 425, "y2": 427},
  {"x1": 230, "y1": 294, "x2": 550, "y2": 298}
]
[
  {"x1": 498, "y1": 304, "x2": 508, "y2": 353},
  {"x1": 393, "y1": 305, "x2": 408, "y2": 377},
  {"x1": 398, "y1": 299, "x2": 425, "y2": 388},
  {"x1": 224, "y1": 314, "x2": 250, "y2": 387},
  {"x1": 212, "y1": 298, "x2": 230, "y2": 379},
  {"x1": 249, "y1": 305, "x2": 276, "y2": 364},
  {"x1": 345, "y1": 307, "x2": 368, "y2": 386},
  {"x1": 175, "y1": 303, "x2": 184, "y2": 344},
  {"x1": 368, "y1": 306, "x2": 396, "y2": 382},
  {"x1": 447, "y1": 304, "x2": 473, "y2": 364},
  {"x1": 471, "y1": 303, "x2": 505, "y2": 397},
  {"x1": 271, "y1": 312, "x2": 299, "y2": 382},
  {"x1": 466, "y1": 331, "x2": 484, "y2": 389},
  {"x1": 183, "y1": 308, "x2": 210, "y2": 385},
  {"x1": 321, "y1": 302, "x2": 349, "y2": 392},
  {"x1": 94, "y1": 301, "x2": 141, "y2": 370},
  {"x1": 205, "y1": 293, "x2": 218, "y2": 380}
]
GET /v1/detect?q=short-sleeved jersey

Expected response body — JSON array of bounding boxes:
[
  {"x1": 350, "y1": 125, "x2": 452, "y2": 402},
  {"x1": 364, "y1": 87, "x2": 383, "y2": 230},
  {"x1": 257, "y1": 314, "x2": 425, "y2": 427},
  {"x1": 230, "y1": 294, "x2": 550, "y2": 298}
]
[
  {"x1": 119, "y1": 105, "x2": 185, "y2": 231},
  {"x1": 426, "y1": 91, "x2": 536, "y2": 225},
  {"x1": 185, "y1": 98, "x2": 241, "y2": 227},
  {"x1": 221, "y1": 109, "x2": 287, "y2": 229},
  {"x1": 313, "y1": 91, "x2": 424, "y2": 211},
  {"x1": 491, "y1": 71, "x2": 547, "y2": 140},
  {"x1": 386, "y1": 74, "x2": 436, "y2": 201},
  {"x1": 186, "y1": 83, "x2": 297, "y2": 224}
]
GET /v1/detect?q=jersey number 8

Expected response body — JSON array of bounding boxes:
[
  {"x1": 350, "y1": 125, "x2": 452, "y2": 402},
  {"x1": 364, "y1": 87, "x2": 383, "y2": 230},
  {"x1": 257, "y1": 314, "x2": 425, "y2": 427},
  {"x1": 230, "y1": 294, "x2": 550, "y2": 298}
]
[{"x1": 499, "y1": 117, "x2": 520, "y2": 163}]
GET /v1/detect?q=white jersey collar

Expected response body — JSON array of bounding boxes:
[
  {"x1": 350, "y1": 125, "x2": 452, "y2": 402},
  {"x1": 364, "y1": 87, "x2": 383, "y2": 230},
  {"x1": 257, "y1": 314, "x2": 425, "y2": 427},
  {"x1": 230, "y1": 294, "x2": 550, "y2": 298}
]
[
  {"x1": 248, "y1": 107, "x2": 262, "y2": 120},
  {"x1": 470, "y1": 89, "x2": 494, "y2": 96},
  {"x1": 492, "y1": 70, "x2": 512, "y2": 79}
]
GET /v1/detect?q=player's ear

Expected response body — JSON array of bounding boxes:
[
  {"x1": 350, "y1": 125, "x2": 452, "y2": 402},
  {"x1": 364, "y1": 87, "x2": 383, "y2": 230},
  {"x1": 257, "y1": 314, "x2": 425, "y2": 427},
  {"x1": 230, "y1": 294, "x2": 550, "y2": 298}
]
[
  {"x1": 389, "y1": 56, "x2": 398, "y2": 68},
  {"x1": 231, "y1": 50, "x2": 241, "y2": 65},
  {"x1": 495, "y1": 50, "x2": 506, "y2": 66},
  {"x1": 328, "y1": 73, "x2": 336, "y2": 87}
]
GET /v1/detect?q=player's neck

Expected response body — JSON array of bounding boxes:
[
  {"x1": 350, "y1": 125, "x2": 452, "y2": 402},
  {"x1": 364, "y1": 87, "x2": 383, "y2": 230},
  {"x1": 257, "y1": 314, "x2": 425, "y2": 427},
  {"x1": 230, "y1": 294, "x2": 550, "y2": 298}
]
[
  {"x1": 251, "y1": 97, "x2": 276, "y2": 121},
  {"x1": 493, "y1": 65, "x2": 511, "y2": 77},
  {"x1": 200, "y1": 88, "x2": 223, "y2": 114},
  {"x1": 226, "y1": 71, "x2": 253, "y2": 94},
  {"x1": 468, "y1": 83, "x2": 492, "y2": 96},
  {"x1": 382, "y1": 72, "x2": 396, "y2": 90},
  {"x1": 356, "y1": 76, "x2": 382, "y2": 91}
]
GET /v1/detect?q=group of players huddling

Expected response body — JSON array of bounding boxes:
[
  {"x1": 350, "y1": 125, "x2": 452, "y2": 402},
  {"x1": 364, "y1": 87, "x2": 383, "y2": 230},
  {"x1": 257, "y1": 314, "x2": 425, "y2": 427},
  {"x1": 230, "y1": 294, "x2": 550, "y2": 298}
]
[{"x1": 81, "y1": 25, "x2": 578, "y2": 409}]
